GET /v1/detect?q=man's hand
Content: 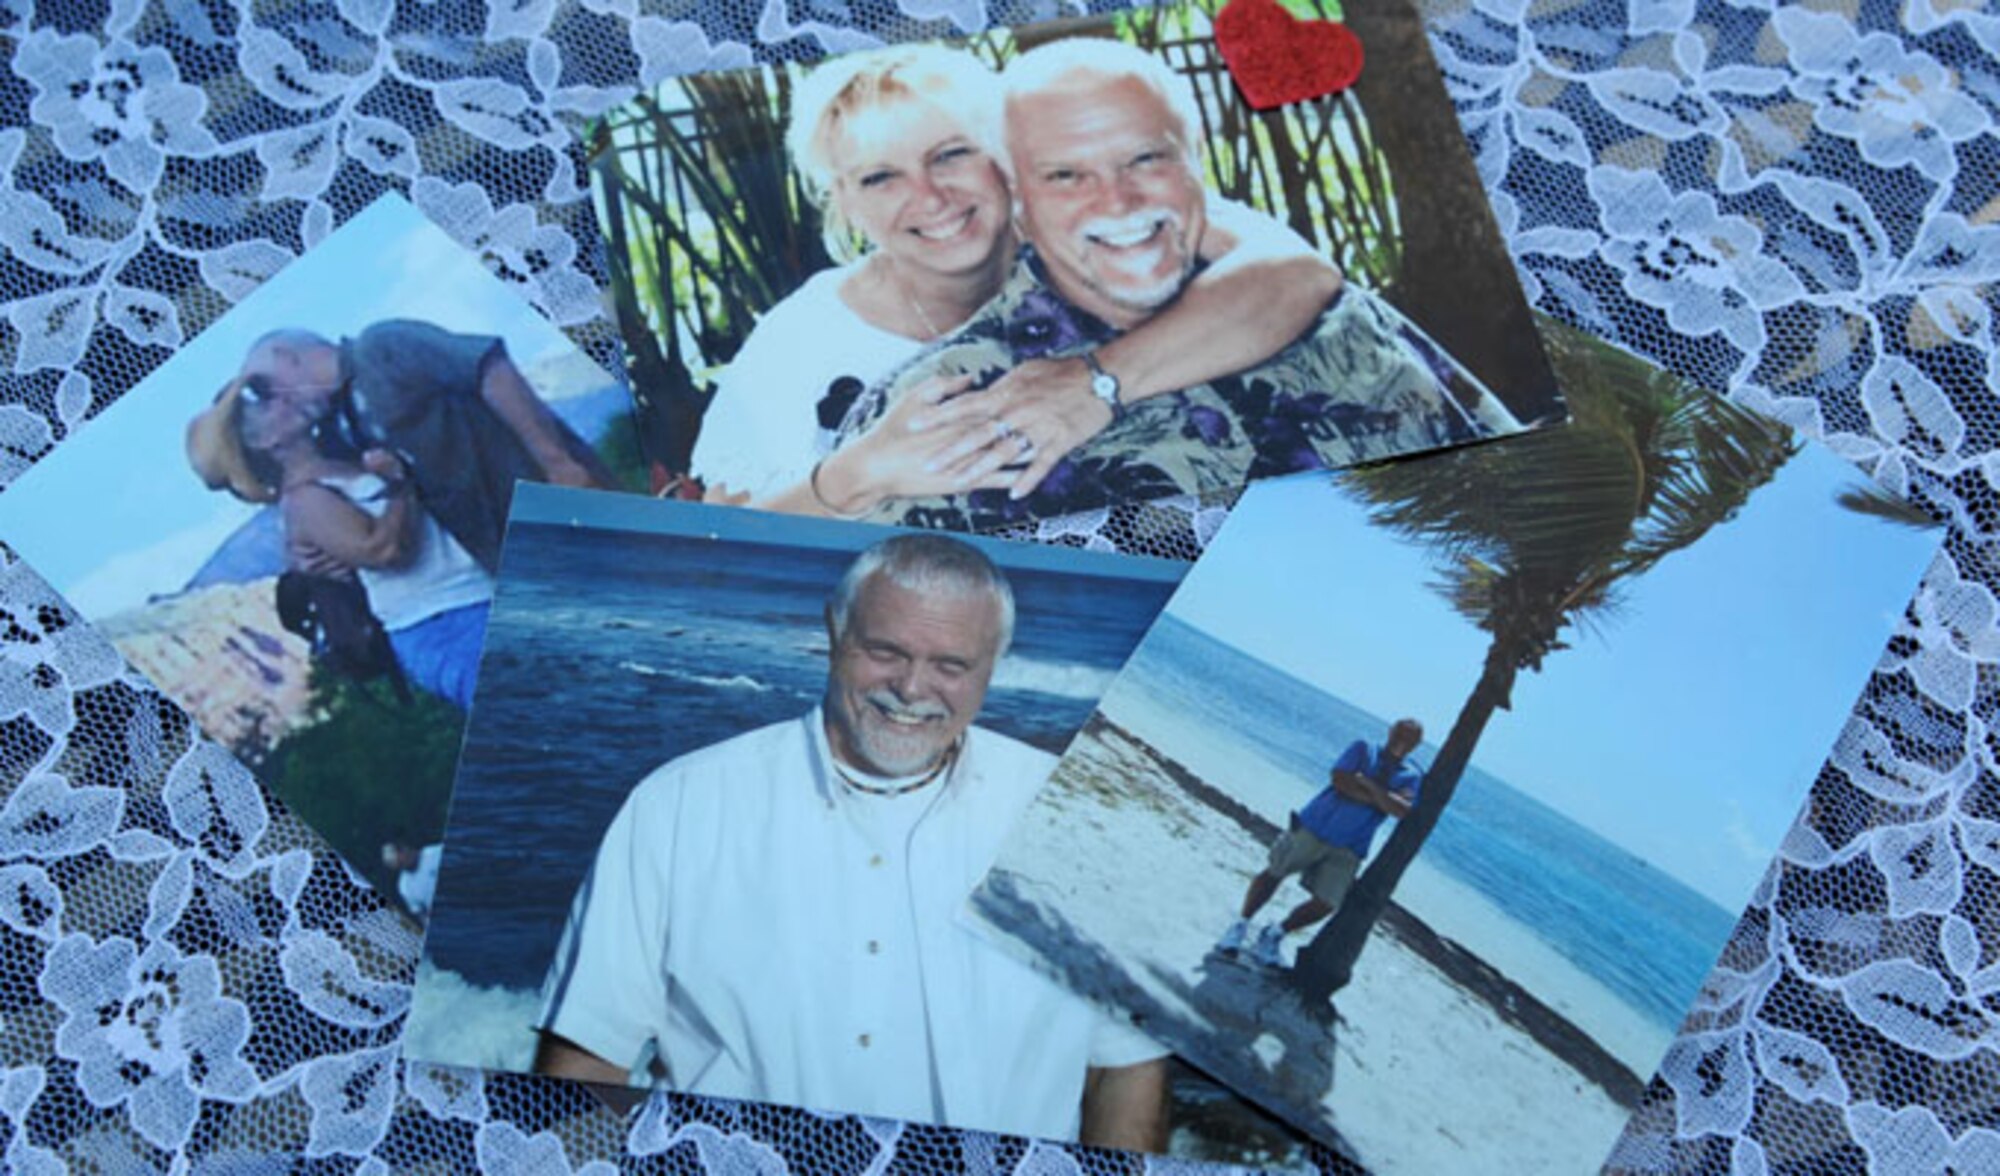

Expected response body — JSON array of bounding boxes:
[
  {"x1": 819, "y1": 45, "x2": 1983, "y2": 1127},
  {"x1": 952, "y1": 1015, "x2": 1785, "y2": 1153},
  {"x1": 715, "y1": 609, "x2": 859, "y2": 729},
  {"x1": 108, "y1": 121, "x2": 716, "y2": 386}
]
[
  {"x1": 532, "y1": 1032, "x2": 646, "y2": 1114},
  {"x1": 700, "y1": 480, "x2": 753, "y2": 506},
  {"x1": 1330, "y1": 769, "x2": 1410, "y2": 818},
  {"x1": 287, "y1": 537, "x2": 353, "y2": 579},
  {"x1": 538, "y1": 453, "x2": 599, "y2": 489},
  {"x1": 533, "y1": 1031, "x2": 629, "y2": 1085},
  {"x1": 478, "y1": 353, "x2": 613, "y2": 490},
  {"x1": 907, "y1": 357, "x2": 1115, "y2": 499},
  {"x1": 1080, "y1": 1057, "x2": 1169, "y2": 1153}
]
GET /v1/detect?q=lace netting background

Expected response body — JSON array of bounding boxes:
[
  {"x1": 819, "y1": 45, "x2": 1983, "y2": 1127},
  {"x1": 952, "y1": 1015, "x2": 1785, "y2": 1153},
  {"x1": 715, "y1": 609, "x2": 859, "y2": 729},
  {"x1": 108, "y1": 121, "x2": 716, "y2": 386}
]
[{"x1": 2, "y1": 0, "x2": 1996, "y2": 1171}]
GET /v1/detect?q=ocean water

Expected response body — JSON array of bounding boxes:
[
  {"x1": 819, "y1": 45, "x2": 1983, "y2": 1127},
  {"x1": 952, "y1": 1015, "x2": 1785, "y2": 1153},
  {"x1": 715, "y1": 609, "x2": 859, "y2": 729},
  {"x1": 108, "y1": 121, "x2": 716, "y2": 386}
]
[
  {"x1": 423, "y1": 522, "x2": 1179, "y2": 994},
  {"x1": 1104, "y1": 612, "x2": 1740, "y2": 1036}
]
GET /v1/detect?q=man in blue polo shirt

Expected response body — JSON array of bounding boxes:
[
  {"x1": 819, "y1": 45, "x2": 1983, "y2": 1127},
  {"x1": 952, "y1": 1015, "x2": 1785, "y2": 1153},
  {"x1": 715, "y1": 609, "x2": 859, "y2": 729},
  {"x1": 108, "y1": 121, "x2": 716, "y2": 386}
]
[{"x1": 1216, "y1": 718, "x2": 1425, "y2": 967}]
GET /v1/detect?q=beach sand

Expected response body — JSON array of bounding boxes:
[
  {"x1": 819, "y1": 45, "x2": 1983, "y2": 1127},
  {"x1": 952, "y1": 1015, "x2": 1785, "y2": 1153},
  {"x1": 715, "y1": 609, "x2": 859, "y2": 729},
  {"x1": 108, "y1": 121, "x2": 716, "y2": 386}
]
[
  {"x1": 1106, "y1": 678, "x2": 1672, "y2": 1073},
  {"x1": 970, "y1": 715, "x2": 1641, "y2": 1174}
]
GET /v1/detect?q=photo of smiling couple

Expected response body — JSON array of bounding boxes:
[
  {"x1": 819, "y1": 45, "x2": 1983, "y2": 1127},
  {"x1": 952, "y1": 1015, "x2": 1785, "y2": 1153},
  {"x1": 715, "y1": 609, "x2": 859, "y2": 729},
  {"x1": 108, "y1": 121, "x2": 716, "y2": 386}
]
[{"x1": 595, "y1": 0, "x2": 1565, "y2": 534}]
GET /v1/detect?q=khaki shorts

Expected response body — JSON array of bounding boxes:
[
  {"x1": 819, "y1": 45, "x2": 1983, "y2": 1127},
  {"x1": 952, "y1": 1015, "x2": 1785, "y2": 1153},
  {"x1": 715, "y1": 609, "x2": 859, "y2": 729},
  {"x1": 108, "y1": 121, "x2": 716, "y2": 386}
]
[{"x1": 1267, "y1": 825, "x2": 1362, "y2": 908}]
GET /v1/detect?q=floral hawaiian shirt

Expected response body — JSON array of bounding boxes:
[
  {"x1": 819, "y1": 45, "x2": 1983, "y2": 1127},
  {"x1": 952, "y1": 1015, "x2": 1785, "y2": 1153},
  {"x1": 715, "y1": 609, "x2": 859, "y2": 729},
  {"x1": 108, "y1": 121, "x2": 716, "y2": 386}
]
[{"x1": 833, "y1": 249, "x2": 1527, "y2": 532}]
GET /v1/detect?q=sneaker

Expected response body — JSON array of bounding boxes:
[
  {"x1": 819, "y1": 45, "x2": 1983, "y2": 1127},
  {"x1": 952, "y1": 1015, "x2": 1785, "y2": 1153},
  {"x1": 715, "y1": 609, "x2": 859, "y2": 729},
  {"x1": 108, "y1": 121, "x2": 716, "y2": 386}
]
[
  {"x1": 1251, "y1": 924, "x2": 1287, "y2": 967},
  {"x1": 1214, "y1": 919, "x2": 1251, "y2": 956}
]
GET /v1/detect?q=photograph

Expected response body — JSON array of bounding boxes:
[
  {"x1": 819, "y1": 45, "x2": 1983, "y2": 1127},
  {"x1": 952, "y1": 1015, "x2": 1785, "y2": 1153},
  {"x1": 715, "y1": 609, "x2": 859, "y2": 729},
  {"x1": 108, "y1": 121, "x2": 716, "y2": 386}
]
[
  {"x1": 0, "y1": 193, "x2": 645, "y2": 904},
  {"x1": 591, "y1": 0, "x2": 1565, "y2": 533},
  {"x1": 398, "y1": 487, "x2": 1329, "y2": 1156},
  {"x1": 965, "y1": 324, "x2": 1942, "y2": 1173}
]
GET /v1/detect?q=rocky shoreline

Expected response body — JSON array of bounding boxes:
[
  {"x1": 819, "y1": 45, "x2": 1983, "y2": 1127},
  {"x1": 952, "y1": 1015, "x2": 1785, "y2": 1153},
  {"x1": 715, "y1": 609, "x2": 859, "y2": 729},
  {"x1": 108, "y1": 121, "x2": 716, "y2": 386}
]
[{"x1": 1082, "y1": 712, "x2": 1648, "y2": 1109}]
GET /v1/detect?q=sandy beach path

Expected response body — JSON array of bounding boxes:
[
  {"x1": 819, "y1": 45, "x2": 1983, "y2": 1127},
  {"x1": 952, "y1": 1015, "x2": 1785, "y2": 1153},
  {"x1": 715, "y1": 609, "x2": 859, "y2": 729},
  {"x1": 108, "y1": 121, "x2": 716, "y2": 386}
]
[{"x1": 971, "y1": 716, "x2": 1638, "y2": 1173}]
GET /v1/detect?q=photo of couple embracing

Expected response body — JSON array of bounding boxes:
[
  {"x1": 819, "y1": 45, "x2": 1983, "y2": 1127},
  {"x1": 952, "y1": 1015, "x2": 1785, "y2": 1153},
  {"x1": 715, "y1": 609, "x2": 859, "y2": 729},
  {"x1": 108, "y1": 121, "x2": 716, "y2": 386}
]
[{"x1": 594, "y1": 0, "x2": 1565, "y2": 534}]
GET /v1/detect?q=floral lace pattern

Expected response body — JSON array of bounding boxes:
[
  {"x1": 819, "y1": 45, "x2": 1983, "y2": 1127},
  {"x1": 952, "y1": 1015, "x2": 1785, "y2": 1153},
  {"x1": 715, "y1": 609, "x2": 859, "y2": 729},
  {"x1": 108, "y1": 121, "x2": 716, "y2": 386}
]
[{"x1": 1, "y1": 0, "x2": 1996, "y2": 1172}]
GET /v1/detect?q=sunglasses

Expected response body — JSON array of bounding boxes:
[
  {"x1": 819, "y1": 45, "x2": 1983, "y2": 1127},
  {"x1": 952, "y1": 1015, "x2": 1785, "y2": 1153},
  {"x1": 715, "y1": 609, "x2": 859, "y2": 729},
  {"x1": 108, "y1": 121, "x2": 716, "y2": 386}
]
[{"x1": 240, "y1": 375, "x2": 280, "y2": 405}]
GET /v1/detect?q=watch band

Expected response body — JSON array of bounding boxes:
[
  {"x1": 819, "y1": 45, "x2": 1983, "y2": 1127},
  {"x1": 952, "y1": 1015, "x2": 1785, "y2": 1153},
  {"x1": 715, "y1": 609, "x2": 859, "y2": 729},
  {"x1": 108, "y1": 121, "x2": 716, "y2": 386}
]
[{"x1": 1081, "y1": 350, "x2": 1122, "y2": 419}]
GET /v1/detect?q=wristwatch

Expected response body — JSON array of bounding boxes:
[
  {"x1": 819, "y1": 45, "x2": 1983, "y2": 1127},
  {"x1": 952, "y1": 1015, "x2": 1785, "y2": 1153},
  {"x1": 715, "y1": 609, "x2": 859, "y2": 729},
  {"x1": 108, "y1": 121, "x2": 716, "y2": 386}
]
[{"x1": 1081, "y1": 350, "x2": 1122, "y2": 420}]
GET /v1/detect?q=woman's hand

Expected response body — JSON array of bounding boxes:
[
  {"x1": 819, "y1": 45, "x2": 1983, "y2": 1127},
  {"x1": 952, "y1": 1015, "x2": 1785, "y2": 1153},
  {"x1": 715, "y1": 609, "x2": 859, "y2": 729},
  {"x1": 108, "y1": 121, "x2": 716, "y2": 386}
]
[
  {"x1": 907, "y1": 357, "x2": 1115, "y2": 499},
  {"x1": 813, "y1": 375, "x2": 1022, "y2": 513}
]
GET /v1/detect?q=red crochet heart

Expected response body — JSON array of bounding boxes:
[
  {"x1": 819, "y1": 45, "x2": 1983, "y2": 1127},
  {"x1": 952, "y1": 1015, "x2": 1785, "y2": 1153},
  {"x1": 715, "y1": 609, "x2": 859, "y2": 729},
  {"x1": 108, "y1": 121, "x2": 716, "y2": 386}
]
[{"x1": 1214, "y1": 0, "x2": 1366, "y2": 111}]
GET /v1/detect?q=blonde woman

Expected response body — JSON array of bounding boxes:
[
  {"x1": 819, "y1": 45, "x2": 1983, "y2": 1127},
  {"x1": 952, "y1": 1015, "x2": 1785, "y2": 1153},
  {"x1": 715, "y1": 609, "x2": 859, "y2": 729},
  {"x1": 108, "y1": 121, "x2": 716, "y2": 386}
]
[{"x1": 693, "y1": 43, "x2": 1340, "y2": 517}]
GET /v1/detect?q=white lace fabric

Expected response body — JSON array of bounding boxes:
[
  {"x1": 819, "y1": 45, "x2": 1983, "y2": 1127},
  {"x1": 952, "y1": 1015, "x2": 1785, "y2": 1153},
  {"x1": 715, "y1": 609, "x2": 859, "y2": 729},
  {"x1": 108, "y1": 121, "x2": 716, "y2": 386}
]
[{"x1": 1, "y1": 0, "x2": 1996, "y2": 1172}]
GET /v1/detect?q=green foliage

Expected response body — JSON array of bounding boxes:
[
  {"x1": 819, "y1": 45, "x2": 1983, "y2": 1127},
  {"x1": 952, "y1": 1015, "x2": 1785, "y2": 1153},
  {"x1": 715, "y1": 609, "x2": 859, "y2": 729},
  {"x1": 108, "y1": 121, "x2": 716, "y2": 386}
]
[
  {"x1": 593, "y1": 406, "x2": 653, "y2": 491},
  {"x1": 592, "y1": 67, "x2": 834, "y2": 470},
  {"x1": 1278, "y1": 0, "x2": 1344, "y2": 22},
  {"x1": 1836, "y1": 482, "x2": 1943, "y2": 530},
  {"x1": 259, "y1": 667, "x2": 465, "y2": 901}
]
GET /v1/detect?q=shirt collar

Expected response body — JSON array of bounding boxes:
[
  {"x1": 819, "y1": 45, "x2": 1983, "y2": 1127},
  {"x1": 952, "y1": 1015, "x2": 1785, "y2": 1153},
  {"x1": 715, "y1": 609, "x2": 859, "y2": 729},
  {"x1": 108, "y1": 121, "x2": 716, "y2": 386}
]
[
  {"x1": 1002, "y1": 246, "x2": 1117, "y2": 361},
  {"x1": 1005, "y1": 242, "x2": 1214, "y2": 362}
]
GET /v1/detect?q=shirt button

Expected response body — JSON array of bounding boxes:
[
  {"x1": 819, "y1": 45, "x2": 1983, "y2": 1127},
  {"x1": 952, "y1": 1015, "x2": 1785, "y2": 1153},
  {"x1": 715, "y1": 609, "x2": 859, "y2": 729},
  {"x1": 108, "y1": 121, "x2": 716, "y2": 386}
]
[
  {"x1": 866, "y1": 940, "x2": 880, "y2": 954},
  {"x1": 868, "y1": 854, "x2": 884, "y2": 867},
  {"x1": 857, "y1": 1033, "x2": 871, "y2": 1048}
]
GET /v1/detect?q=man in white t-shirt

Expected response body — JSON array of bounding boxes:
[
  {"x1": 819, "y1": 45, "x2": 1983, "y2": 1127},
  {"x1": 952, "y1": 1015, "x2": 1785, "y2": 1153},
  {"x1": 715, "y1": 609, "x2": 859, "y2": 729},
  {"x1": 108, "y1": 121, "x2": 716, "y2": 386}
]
[{"x1": 534, "y1": 535, "x2": 1167, "y2": 1148}]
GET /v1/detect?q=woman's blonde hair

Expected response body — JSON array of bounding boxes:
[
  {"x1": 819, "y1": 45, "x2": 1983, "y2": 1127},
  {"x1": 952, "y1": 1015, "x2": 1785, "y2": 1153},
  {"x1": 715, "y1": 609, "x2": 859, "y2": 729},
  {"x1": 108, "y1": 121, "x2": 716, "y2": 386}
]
[{"x1": 785, "y1": 45, "x2": 1003, "y2": 263}]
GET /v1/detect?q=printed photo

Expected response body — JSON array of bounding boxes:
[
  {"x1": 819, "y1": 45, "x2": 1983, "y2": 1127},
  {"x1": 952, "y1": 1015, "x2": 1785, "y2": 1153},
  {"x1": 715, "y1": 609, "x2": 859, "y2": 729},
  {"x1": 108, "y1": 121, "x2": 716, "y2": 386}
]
[
  {"x1": 400, "y1": 488, "x2": 1294, "y2": 1155},
  {"x1": 0, "y1": 194, "x2": 644, "y2": 904},
  {"x1": 593, "y1": 0, "x2": 1564, "y2": 533},
  {"x1": 966, "y1": 324, "x2": 1941, "y2": 1172}
]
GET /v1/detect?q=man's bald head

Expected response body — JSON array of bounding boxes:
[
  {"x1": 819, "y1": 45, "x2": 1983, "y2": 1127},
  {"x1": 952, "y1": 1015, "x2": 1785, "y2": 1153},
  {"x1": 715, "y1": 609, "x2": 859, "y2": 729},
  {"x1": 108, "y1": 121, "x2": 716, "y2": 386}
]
[{"x1": 241, "y1": 328, "x2": 342, "y2": 419}]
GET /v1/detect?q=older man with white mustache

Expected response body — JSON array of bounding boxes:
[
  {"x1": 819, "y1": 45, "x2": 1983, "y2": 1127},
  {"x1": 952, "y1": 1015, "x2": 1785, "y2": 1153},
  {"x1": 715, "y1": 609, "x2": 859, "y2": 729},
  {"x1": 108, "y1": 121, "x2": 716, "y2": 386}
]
[
  {"x1": 830, "y1": 38, "x2": 1530, "y2": 533},
  {"x1": 534, "y1": 534, "x2": 1169, "y2": 1149}
]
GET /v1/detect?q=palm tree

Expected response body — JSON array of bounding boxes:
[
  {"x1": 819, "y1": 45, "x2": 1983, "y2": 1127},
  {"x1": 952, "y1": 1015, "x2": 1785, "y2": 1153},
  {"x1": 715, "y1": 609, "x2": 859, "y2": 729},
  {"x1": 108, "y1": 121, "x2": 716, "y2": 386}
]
[
  {"x1": 591, "y1": 69, "x2": 832, "y2": 472},
  {"x1": 1291, "y1": 323, "x2": 1803, "y2": 1000}
]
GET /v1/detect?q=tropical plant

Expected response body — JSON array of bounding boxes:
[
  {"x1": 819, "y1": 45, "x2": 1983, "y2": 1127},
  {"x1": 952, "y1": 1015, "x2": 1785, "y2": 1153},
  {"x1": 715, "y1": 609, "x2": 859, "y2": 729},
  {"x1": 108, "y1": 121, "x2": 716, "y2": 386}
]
[
  {"x1": 1122, "y1": 2, "x2": 1402, "y2": 290},
  {"x1": 259, "y1": 667, "x2": 465, "y2": 899},
  {"x1": 591, "y1": 69, "x2": 832, "y2": 471},
  {"x1": 1292, "y1": 323, "x2": 1803, "y2": 999}
]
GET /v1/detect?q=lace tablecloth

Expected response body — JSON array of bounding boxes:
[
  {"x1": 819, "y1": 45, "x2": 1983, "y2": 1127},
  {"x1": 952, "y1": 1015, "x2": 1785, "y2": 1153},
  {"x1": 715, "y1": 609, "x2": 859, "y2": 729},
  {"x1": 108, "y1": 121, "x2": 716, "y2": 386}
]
[{"x1": 2, "y1": 1, "x2": 1995, "y2": 1172}]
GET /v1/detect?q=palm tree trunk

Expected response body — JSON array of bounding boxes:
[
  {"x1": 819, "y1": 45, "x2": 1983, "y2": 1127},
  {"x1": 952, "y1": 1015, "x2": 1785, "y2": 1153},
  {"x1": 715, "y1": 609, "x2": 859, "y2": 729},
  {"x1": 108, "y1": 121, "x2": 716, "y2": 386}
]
[
  {"x1": 1292, "y1": 640, "x2": 1518, "y2": 1001},
  {"x1": 594, "y1": 145, "x2": 696, "y2": 471}
]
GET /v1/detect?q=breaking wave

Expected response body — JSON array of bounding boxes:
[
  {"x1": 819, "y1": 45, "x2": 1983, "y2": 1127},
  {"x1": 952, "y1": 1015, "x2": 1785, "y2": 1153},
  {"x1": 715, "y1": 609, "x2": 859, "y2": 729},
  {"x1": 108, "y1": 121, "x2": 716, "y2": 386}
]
[{"x1": 618, "y1": 661, "x2": 772, "y2": 692}]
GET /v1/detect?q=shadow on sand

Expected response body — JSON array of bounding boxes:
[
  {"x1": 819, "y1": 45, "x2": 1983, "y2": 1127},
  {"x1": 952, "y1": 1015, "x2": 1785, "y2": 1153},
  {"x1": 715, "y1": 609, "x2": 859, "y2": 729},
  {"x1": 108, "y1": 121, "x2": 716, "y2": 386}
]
[
  {"x1": 974, "y1": 870, "x2": 1356, "y2": 1157},
  {"x1": 1088, "y1": 713, "x2": 1648, "y2": 1109}
]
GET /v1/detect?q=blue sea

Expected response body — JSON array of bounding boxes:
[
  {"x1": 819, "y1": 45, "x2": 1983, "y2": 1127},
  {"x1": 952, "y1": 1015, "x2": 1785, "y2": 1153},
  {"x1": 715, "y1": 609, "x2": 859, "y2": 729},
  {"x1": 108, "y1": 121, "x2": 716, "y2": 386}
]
[
  {"x1": 1107, "y1": 613, "x2": 1740, "y2": 1036},
  {"x1": 423, "y1": 522, "x2": 1180, "y2": 992}
]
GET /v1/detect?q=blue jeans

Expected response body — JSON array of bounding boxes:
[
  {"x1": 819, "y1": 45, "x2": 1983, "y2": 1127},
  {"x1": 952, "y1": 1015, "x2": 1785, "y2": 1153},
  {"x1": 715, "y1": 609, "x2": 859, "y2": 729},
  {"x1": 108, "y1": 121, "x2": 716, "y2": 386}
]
[{"x1": 388, "y1": 601, "x2": 490, "y2": 711}]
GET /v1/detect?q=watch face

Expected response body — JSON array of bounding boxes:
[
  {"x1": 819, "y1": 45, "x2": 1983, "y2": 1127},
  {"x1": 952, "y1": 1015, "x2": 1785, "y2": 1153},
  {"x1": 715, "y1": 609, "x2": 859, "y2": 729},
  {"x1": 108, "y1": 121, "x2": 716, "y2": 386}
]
[{"x1": 1092, "y1": 372, "x2": 1119, "y2": 401}]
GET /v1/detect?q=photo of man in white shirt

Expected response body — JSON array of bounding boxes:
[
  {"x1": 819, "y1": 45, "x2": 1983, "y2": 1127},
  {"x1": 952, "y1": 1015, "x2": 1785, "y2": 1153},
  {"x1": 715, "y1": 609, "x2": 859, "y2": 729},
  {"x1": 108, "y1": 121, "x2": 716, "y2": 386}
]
[{"x1": 532, "y1": 534, "x2": 1167, "y2": 1148}]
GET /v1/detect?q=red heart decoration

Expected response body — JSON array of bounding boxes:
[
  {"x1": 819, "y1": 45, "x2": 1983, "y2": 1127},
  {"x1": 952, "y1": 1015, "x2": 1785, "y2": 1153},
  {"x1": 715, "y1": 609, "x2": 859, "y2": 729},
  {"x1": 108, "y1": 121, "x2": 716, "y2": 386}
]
[{"x1": 1214, "y1": 0, "x2": 1366, "y2": 111}]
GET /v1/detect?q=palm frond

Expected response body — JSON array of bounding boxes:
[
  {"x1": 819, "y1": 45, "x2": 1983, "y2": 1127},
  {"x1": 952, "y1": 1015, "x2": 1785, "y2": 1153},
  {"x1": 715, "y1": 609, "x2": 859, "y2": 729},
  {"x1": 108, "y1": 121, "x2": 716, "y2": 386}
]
[
  {"x1": 1337, "y1": 321, "x2": 1800, "y2": 659},
  {"x1": 1835, "y1": 482, "x2": 1944, "y2": 530}
]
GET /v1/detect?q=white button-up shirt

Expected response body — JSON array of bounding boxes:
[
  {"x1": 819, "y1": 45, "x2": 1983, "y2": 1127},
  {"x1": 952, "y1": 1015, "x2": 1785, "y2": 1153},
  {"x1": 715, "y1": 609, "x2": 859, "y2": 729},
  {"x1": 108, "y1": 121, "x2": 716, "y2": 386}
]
[{"x1": 538, "y1": 709, "x2": 1160, "y2": 1141}]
